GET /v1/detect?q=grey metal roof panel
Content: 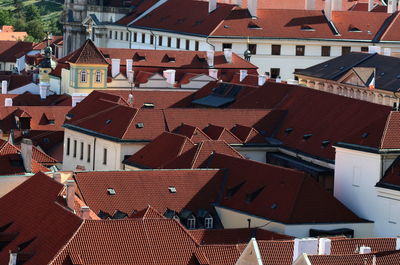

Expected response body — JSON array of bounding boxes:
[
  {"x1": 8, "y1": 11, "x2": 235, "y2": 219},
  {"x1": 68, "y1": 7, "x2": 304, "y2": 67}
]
[{"x1": 192, "y1": 95, "x2": 235, "y2": 107}]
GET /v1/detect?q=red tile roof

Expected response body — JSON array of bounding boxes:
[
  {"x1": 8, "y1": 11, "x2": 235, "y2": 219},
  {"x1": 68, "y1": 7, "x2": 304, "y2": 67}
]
[
  {"x1": 329, "y1": 238, "x2": 398, "y2": 255},
  {"x1": 258, "y1": 240, "x2": 295, "y2": 265},
  {"x1": 307, "y1": 250, "x2": 400, "y2": 265},
  {"x1": 0, "y1": 92, "x2": 72, "y2": 106},
  {"x1": 0, "y1": 41, "x2": 34, "y2": 62},
  {"x1": 380, "y1": 111, "x2": 400, "y2": 149},
  {"x1": 59, "y1": 39, "x2": 108, "y2": 65},
  {"x1": 0, "y1": 172, "x2": 83, "y2": 264},
  {"x1": 173, "y1": 124, "x2": 213, "y2": 143},
  {"x1": 0, "y1": 74, "x2": 32, "y2": 91}
]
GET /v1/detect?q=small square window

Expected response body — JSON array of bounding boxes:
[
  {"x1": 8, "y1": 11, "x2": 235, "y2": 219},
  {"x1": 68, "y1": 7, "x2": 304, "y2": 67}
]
[
  {"x1": 133, "y1": 32, "x2": 137, "y2": 42},
  {"x1": 186, "y1": 39, "x2": 190, "y2": 50},
  {"x1": 342, "y1": 46, "x2": 351, "y2": 55},
  {"x1": 271, "y1": 45, "x2": 281, "y2": 55},
  {"x1": 158, "y1": 36, "x2": 163, "y2": 46},
  {"x1": 176, "y1": 38, "x2": 181, "y2": 49},
  {"x1": 222, "y1": 43, "x2": 232, "y2": 50},
  {"x1": 361, "y1": 46, "x2": 369, "y2": 52},
  {"x1": 195, "y1": 41, "x2": 199, "y2": 51},
  {"x1": 270, "y1": 68, "x2": 280, "y2": 79},
  {"x1": 248, "y1": 44, "x2": 257, "y2": 54},
  {"x1": 142, "y1": 33, "x2": 146, "y2": 43},
  {"x1": 114, "y1": 31, "x2": 118, "y2": 40},
  {"x1": 296, "y1": 45, "x2": 305, "y2": 56},
  {"x1": 167, "y1": 37, "x2": 172, "y2": 47},
  {"x1": 321, "y1": 46, "x2": 331, "y2": 57}
]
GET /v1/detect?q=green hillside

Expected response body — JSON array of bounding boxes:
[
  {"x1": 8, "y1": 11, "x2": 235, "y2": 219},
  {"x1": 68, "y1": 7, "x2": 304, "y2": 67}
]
[{"x1": 0, "y1": 0, "x2": 64, "y2": 41}]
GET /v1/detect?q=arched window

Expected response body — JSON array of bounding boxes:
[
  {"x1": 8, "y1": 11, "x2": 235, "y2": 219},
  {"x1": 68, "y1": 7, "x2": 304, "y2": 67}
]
[
  {"x1": 204, "y1": 215, "x2": 213, "y2": 229},
  {"x1": 81, "y1": 70, "x2": 87, "y2": 83},
  {"x1": 95, "y1": 71, "x2": 102, "y2": 83},
  {"x1": 187, "y1": 215, "x2": 196, "y2": 229}
]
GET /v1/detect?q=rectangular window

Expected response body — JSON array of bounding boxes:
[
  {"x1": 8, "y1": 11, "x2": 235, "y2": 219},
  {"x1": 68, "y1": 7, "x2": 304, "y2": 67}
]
[
  {"x1": 204, "y1": 217, "x2": 213, "y2": 229},
  {"x1": 114, "y1": 31, "x2": 118, "y2": 40},
  {"x1": 126, "y1": 32, "x2": 129, "y2": 41},
  {"x1": 158, "y1": 36, "x2": 163, "y2": 46},
  {"x1": 321, "y1": 46, "x2": 331, "y2": 57},
  {"x1": 80, "y1": 142, "x2": 84, "y2": 160},
  {"x1": 133, "y1": 32, "x2": 137, "y2": 42},
  {"x1": 150, "y1": 35, "x2": 154, "y2": 45},
  {"x1": 186, "y1": 39, "x2": 190, "y2": 50},
  {"x1": 73, "y1": 140, "x2": 77, "y2": 158},
  {"x1": 109, "y1": 30, "x2": 112, "y2": 39},
  {"x1": 361, "y1": 46, "x2": 368, "y2": 52},
  {"x1": 195, "y1": 41, "x2": 199, "y2": 51},
  {"x1": 271, "y1": 44, "x2": 281, "y2": 55},
  {"x1": 342, "y1": 46, "x2": 351, "y2": 55},
  {"x1": 103, "y1": 148, "x2": 107, "y2": 165},
  {"x1": 222, "y1": 43, "x2": 232, "y2": 50},
  {"x1": 176, "y1": 38, "x2": 181, "y2": 49},
  {"x1": 120, "y1": 32, "x2": 123, "y2": 40},
  {"x1": 248, "y1": 44, "x2": 257, "y2": 54},
  {"x1": 296, "y1": 45, "x2": 305, "y2": 56},
  {"x1": 87, "y1": 144, "x2": 91, "y2": 163},
  {"x1": 142, "y1": 33, "x2": 145, "y2": 43},
  {"x1": 270, "y1": 68, "x2": 280, "y2": 79},
  {"x1": 167, "y1": 37, "x2": 172, "y2": 47},
  {"x1": 66, "y1": 138, "x2": 70, "y2": 156},
  {"x1": 95, "y1": 71, "x2": 101, "y2": 83}
]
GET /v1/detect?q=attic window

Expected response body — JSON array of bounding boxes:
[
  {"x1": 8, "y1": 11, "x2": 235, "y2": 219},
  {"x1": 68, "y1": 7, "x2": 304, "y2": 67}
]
[
  {"x1": 143, "y1": 103, "x2": 155, "y2": 108},
  {"x1": 248, "y1": 22, "x2": 262, "y2": 29},
  {"x1": 133, "y1": 53, "x2": 146, "y2": 61},
  {"x1": 48, "y1": 119, "x2": 55, "y2": 125},
  {"x1": 107, "y1": 188, "x2": 116, "y2": 195},
  {"x1": 136, "y1": 122, "x2": 144, "y2": 128},
  {"x1": 348, "y1": 25, "x2": 362, "y2": 32},
  {"x1": 285, "y1": 128, "x2": 293, "y2": 135},
  {"x1": 271, "y1": 203, "x2": 278, "y2": 209},
  {"x1": 303, "y1": 133, "x2": 313, "y2": 140},
  {"x1": 245, "y1": 186, "x2": 265, "y2": 203},
  {"x1": 105, "y1": 119, "x2": 112, "y2": 124},
  {"x1": 301, "y1": 25, "x2": 315, "y2": 31},
  {"x1": 224, "y1": 25, "x2": 230, "y2": 29},
  {"x1": 321, "y1": 140, "x2": 330, "y2": 148},
  {"x1": 168, "y1": 186, "x2": 177, "y2": 193},
  {"x1": 361, "y1": 132, "x2": 369, "y2": 139},
  {"x1": 162, "y1": 54, "x2": 176, "y2": 63}
]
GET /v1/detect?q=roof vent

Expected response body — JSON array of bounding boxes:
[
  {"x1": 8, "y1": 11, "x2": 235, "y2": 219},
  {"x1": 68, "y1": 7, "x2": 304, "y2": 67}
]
[
  {"x1": 361, "y1": 132, "x2": 369, "y2": 138},
  {"x1": 301, "y1": 25, "x2": 315, "y2": 31},
  {"x1": 105, "y1": 119, "x2": 112, "y2": 124},
  {"x1": 303, "y1": 133, "x2": 313, "y2": 140},
  {"x1": 321, "y1": 140, "x2": 330, "y2": 147},
  {"x1": 168, "y1": 186, "x2": 177, "y2": 193},
  {"x1": 348, "y1": 25, "x2": 362, "y2": 32},
  {"x1": 107, "y1": 188, "x2": 116, "y2": 195},
  {"x1": 285, "y1": 128, "x2": 293, "y2": 135},
  {"x1": 136, "y1": 122, "x2": 144, "y2": 128},
  {"x1": 271, "y1": 203, "x2": 278, "y2": 209},
  {"x1": 224, "y1": 25, "x2": 229, "y2": 29},
  {"x1": 143, "y1": 103, "x2": 155, "y2": 108},
  {"x1": 248, "y1": 21, "x2": 262, "y2": 29}
]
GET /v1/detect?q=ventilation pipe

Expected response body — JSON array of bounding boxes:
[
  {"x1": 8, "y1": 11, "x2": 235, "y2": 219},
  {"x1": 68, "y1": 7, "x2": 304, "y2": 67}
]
[
  {"x1": 2, "y1": 80, "x2": 7, "y2": 94},
  {"x1": 111, "y1": 58, "x2": 120, "y2": 78}
]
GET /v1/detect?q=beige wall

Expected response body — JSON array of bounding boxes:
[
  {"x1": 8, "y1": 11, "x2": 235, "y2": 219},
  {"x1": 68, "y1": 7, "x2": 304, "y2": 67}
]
[{"x1": 0, "y1": 175, "x2": 31, "y2": 197}]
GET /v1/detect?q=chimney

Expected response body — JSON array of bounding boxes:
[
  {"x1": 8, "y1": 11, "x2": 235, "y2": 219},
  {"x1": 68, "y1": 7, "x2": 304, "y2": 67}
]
[
  {"x1": 53, "y1": 172, "x2": 61, "y2": 183},
  {"x1": 331, "y1": 0, "x2": 342, "y2": 11},
  {"x1": 359, "y1": 246, "x2": 372, "y2": 254},
  {"x1": 209, "y1": 69, "x2": 219, "y2": 80},
  {"x1": 111, "y1": 58, "x2": 121, "y2": 78},
  {"x1": 293, "y1": 238, "x2": 318, "y2": 262},
  {"x1": 209, "y1": 0, "x2": 217, "y2": 13},
  {"x1": 248, "y1": 0, "x2": 257, "y2": 17},
  {"x1": 388, "y1": 0, "x2": 398, "y2": 13},
  {"x1": 126, "y1": 59, "x2": 133, "y2": 78},
  {"x1": 368, "y1": 0, "x2": 374, "y2": 11},
  {"x1": 2, "y1": 80, "x2": 7, "y2": 94},
  {"x1": 21, "y1": 138, "x2": 33, "y2": 173},
  {"x1": 368, "y1": 46, "x2": 381, "y2": 54},
  {"x1": 276, "y1": 76, "x2": 282, "y2": 83},
  {"x1": 383, "y1": 48, "x2": 392, "y2": 56},
  {"x1": 66, "y1": 180, "x2": 76, "y2": 210},
  {"x1": 224, "y1": 48, "x2": 233, "y2": 63},
  {"x1": 396, "y1": 237, "x2": 400, "y2": 250},
  {"x1": 80, "y1": 206, "x2": 91, "y2": 219},
  {"x1": 127, "y1": 70, "x2": 134, "y2": 84},
  {"x1": 4, "y1": 98, "x2": 12, "y2": 107},
  {"x1": 128, "y1": 93, "x2": 134, "y2": 105},
  {"x1": 258, "y1": 74, "x2": 267, "y2": 86},
  {"x1": 239, "y1": 69, "x2": 247, "y2": 82},
  {"x1": 8, "y1": 251, "x2": 17, "y2": 265},
  {"x1": 324, "y1": 0, "x2": 332, "y2": 21},
  {"x1": 318, "y1": 238, "x2": 332, "y2": 255},
  {"x1": 207, "y1": 50, "x2": 215, "y2": 67},
  {"x1": 39, "y1": 83, "x2": 49, "y2": 100},
  {"x1": 305, "y1": 0, "x2": 315, "y2": 10},
  {"x1": 236, "y1": 0, "x2": 243, "y2": 7},
  {"x1": 163, "y1": 69, "x2": 176, "y2": 85}
]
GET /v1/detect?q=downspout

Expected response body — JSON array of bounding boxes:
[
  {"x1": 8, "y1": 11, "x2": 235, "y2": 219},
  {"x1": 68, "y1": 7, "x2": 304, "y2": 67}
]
[
  {"x1": 126, "y1": 26, "x2": 133, "y2": 49},
  {"x1": 93, "y1": 137, "x2": 96, "y2": 170},
  {"x1": 206, "y1": 35, "x2": 215, "y2": 51},
  {"x1": 150, "y1": 29, "x2": 157, "y2": 50}
]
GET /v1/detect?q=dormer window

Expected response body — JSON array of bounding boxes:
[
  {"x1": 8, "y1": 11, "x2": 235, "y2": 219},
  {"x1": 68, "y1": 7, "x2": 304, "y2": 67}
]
[
  {"x1": 187, "y1": 215, "x2": 196, "y2": 229},
  {"x1": 204, "y1": 215, "x2": 213, "y2": 229},
  {"x1": 80, "y1": 70, "x2": 87, "y2": 83},
  {"x1": 95, "y1": 71, "x2": 102, "y2": 83},
  {"x1": 348, "y1": 25, "x2": 362, "y2": 32},
  {"x1": 301, "y1": 25, "x2": 315, "y2": 31}
]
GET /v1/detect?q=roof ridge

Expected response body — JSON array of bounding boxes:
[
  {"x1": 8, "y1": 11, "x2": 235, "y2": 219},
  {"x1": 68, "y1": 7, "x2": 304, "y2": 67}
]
[
  {"x1": 221, "y1": 140, "x2": 245, "y2": 158},
  {"x1": 121, "y1": 107, "x2": 140, "y2": 139},
  {"x1": 191, "y1": 142, "x2": 205, "y2": 169},
  {"x1": 379, "y1": 111, "x2": 394, "y2": 149}
]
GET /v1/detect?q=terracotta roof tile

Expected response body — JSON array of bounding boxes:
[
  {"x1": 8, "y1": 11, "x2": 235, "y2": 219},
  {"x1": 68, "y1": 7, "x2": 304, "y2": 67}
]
[
  {"x1": 203, "y1": 124, "x2": 242, "y2": 144},
  {"x1": 380, "y1": 111, "x2": 400, "y2": 149},
  {"x1": 307, "y1": 250, "x2": 400, "y2": 265},
  {"x1": 173, "y1": 124, "x2": 212, "y2": 143},
  {"x1": 330, "y1": 238, "x2": 397, "y2": 255}
]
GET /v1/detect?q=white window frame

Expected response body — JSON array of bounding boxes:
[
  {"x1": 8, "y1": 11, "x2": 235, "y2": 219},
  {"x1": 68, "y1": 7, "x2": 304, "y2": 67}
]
[
  {"x1": 80, "y1": 70, "x2": 87, "y2": 83},
  {"x1": 95, "y1": 70, "x2": 102, "y2": 83},
  {"x1": 187, "y1": 215, "x2": 196, "y2": 229},
  {"x1": 204, "y1": 216, "x2": 213, "y2": 229}
]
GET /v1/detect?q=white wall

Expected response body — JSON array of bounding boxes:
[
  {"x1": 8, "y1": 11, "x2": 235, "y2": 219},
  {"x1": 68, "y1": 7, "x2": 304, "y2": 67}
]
[
  {"x1": 0, "y1": 175, "x2": 31, "y2": 197},
  {"x1": 8, "y1": 83, "x2": 38, "y2": 94}
]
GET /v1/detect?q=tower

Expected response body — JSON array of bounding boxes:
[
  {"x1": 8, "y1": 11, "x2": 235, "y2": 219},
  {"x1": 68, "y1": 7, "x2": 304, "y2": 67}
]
[{"x1": 38, "y1": 34, "x2": 57, "y2": 98}]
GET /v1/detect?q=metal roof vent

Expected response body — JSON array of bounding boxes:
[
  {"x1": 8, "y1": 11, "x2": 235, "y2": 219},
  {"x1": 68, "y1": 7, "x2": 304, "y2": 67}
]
[
  {"x1": 285, "y1": 128, "x2": 293, "y2": 135},
  {"x1": 361, "y1": 132, "x2": 369, "y2": 138},
  {"x1": 321, "y1": 140, "x2": 330, "y2": 148},
  {"x1": 143, "y1": 103, "x2": 155, "y2": 108},
  {"x1": 136, "y1": 122, "x2": 144, "y2": 128},
  {"x1": 271, "y1": 203, "x2": 278, "y2": 209},
  {"x1": 107, "y1": 188, "x2": 116, "y2": 195},
  {"x1": 105, "y1": 119, "x2": 112, "y2": 124},
  {"x1": 303, "y1": 133, "x2": 313, "y2": 140},
  {"x1": 168, "y1": 186, "x2": 177, "y2": 193}
]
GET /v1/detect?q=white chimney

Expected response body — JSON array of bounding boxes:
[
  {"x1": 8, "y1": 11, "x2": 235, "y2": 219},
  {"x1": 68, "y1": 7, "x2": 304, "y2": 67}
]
[
  {"x1": 293, "y1": 238, "x2": 319, "y2": 262},
  {"x1": 224, "y1": 48, "x2": 233, "y2": 63},
  {"x1": 72, "y1": 93, "x2": 88, "y2": 107},
  {"x1": 8, "y1": 251, "x2": 17, "y2": 265},
  {"x1": 4, "y1": 98, "x2": 12, "y2": 107},
  {"x1": 2, "y1": 80, "x2": 7, "y2": 94},
  {"x1": 368, "y1": 46, "x2": 381, "y2": 54},
  {"x1": 324, "y1": 0, "x2": 332, "y2": 21},
  {"x1": 111, "y1": 58, "x2": 121, "y2": 78},
  {"x1": 207, "y1": 50, "x2": 215, "y2": 67},
  {"x1": 368, "y1": 0, "x2": 374, "y2": 11},
  {"x1": 21, "y1": 138, "x2": 33, "y2": 173},
  {"x1": 305, "y1": 0, "x2": 315, "y2": 10},
  {"x1": 236, "y1": 0, "x2": 243, "y2": 7},
  {"x1": 276, "y1": 76, "x2": 282, "y2": 83},
  {"x1": 66, "y1": 180, "x2": 76, "y2": 210},
  {"x1": 53, "y1": 172, "x2": 61, "y2": 183},
  {"x1": 39, "y1": 83, "x2": 49, "y2": 100},
  {"x1": 388, "y1": 0, "x2": 398, "y2": 13},
  {"x1": 209, "y1": 69, "x2": 219, "y2": 80},
  {"x1": 248, "y1": 0, "x2": 257, "y2": 17},
  {"x1": 163, "y1": 69, "x2": 176, "y2": 85},
  {"x1": 127, "y1": 70, "x2": 134, "y2": 84},
  {"x1": 239, "y1": 69, "x2": 248, "y2": 82},
  {"x1": 396, "y1": 237, "x2": 400, "y2": 250},
  {"x1": 332, "y1": 0, "x2": 342, "y2": 11},
  {"x1": 128, "y1": 93, "x2": 134, "y2": 105},
  {"x1": 80, "y1": 206, "x2": 91, "y2": 219},
  {"x1": 126, "y1": 59, "x2": 133, "y2": 78},
  {"x1": 359, "y1": 246, "x2": 372, "y2": 254},
  {"x1": 318, "y1": 238, "x2": 332, "y2": 255},
  {"x1": 209, "y1": 0, "x2": 217, "y2": 13},
  {"x1": 383, "y1": 48, "x2": 392, "y2": 56},
  {"x1": 258, "y1": 74, "x2": 267, "y2": 86}
]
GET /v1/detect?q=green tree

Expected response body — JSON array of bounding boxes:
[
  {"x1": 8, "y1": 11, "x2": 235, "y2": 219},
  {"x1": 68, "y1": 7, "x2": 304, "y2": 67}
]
[
  {"x1": 0, "y1": 10, "x2": 14, "y2": 26},
  {"x1": 26, "y1": 19, "x2": 46, "y2": 41},
  {"x1": 24, "y1": 5, "x2": 41, "y2": 22}
]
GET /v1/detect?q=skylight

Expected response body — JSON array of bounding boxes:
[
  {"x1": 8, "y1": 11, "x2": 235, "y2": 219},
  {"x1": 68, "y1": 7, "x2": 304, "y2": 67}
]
[
  {"x1": 321, "y1": 140, "x2": 330, "y2": 148},
  {"x1": 301, "y1": 25, "x2": 315, "y2": 31},
  {"x1": 168, "y1": 186, "x2": 177, "y2": 193},
  {"x1": 285, "y1": 128, "x2": 293, "y2": 135},
  {"x1": 105, "y1": 119, "x2": 112, "y2": 124},
  {"x1": 271, "y1": 203, "x2": 278, "y2": 209},
  {"x1": 361, "y1": 132, "x2": 369, "y2": 139},
  {"x1": 107, "y1": 188, "x2": 116, "y2": 195},
  {"x1": 136, "y1": 122, "x2": 144, "y2": 128},
  {"x1": 303, "y1": 134, "x2": 313, "y2": 140},
  {"x1": 248, "y1": 22, "x2": 262, "y2": 29}
]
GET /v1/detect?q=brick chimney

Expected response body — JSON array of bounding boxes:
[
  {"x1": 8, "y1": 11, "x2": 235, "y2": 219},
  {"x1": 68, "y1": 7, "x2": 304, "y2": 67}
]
[
  {"x1": 66, "y1": 180, "x2": 76, "y2": 210},
  {"x1": 21, "y1": 138, "x2": 33, "y2": 173},
  {"x1": 80, "y1": 206, "x2": 91, "y2": 219}
]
